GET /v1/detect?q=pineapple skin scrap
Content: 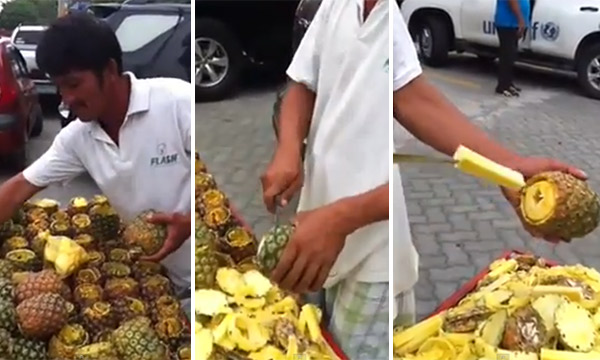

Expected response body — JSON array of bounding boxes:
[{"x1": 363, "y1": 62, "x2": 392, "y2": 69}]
[{"x1": 453, "y1": 145, "x2": 526, "y2": 189}]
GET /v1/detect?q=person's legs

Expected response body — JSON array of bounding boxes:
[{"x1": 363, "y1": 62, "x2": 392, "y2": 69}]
[
  {"x1": 392, "y1": 288, "x2": 416, "y2": 329},
  {"x1": 325, "y1": 280, "x2": 389, "y2": 360},
  {"x1": 495, "y1": 27, "x2": 519, "y2": 96}
]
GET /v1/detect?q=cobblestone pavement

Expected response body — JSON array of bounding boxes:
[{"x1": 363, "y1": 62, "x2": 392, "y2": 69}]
[{"x1": 196, "y1": 55, "x2": 600, "y2": 321}]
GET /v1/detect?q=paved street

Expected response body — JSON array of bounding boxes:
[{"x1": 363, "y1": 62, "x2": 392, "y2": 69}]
[
  {"x1": 196, "y1": 55, "x2": 600, "y2": 321},
  {"x1": 0, "y1": 116, "x2": 100, "y2": 205}
]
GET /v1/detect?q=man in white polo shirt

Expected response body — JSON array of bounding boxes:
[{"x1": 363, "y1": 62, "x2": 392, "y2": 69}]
[
  {"x1": 0, "y1": 15, "x2": 192, "y2": 303},
  {"x1": 260, "y1": 0, "x2": 389, "y2": 358},
  {"x1": 392, "y1": 1, "x2": 586, "y2": 328}
]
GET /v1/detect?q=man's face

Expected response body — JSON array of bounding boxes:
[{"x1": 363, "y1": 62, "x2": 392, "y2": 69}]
[{"x1": 53, "y1": 70, "x2": 110, "y2": 122}]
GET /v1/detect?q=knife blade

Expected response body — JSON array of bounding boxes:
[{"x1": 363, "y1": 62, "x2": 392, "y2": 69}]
[{"x1": 393, "y1": 153, "x2": 458, "y2": 164}]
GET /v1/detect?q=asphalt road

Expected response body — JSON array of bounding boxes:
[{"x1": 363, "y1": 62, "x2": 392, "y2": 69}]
[
  {"x1": 199, "y1": 54, "x2": 600, "y2": 321},
  {"x1": 0, "y1": 116, "x2": 100, "y2": 206}
]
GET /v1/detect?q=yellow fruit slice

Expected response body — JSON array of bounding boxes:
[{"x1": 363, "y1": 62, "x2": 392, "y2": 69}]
[{"x1": 453, "y1": 145, "x2": 525, "y2": 189}]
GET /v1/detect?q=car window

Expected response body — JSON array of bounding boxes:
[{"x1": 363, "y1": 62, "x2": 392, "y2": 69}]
[
  {"x1": 12, "y1": 30, "x2": 44, "y2": 46},
  {"x1": 114, "y1": 14, "x2": 180, "y2": 52},
  {"x1": 6, "y1": 47, "x2": 26, "y2": 77}
]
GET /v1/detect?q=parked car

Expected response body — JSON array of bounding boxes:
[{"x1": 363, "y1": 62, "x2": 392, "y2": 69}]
[
  {"x1": 10, "y1": 25, "x2": 55, "y2": 97},
  {"x1": 0, "y1": 38, "x2": 44, "y2": 170},
  {"x1": 401, "y1": 0, "x2": 600, "y2": 100},
  {"x1": 60, "y1": 2, "x2": 191, "y2": 126},
  {"x1": 195, "y1": 0, "x2": 301, "y2": 101}
]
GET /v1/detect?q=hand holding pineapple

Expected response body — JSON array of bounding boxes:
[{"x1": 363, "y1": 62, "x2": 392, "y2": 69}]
[{"x1": 137, "y1": 211, "x2": 191, "y2": 262}]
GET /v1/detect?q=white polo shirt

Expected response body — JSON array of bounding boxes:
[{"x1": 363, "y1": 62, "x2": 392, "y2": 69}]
[
  {"x1": 393, "y1": 2, "x2": 422, "y2": 317},
  {"x1": 23, "y1": 72, "x2": 192, "y2": 289},
  {"x1": 286, "y1": 0, "x2": 390, "y2": 287}
]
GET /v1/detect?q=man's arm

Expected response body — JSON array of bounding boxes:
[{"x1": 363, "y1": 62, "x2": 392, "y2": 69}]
[
  {"x1": 0, "y1": 174, "x2": 43, "y2": 223},
  {"x1": 332, "y1": 183, "x2": 389, "y2": 234},
  {"x1": 508, "y1": 0, "x2": 525, "y2": 23},
  {"x1": 394, "y1": 76, "x2": 520, "y2": 165},
  {"x1": 277, "y1": 83, "x2": 316, "y2": 155}
]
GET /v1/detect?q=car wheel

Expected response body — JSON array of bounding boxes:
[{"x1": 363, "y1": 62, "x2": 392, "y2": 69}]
[
  {"x1": 30, "y1": 106, "x2": 43, "y2": 137},
  {"x1": 576, "y1": 43, "x2": 600, "y2": 100},
  {"x1": 195, "y1": 18, "x2": 244, "y2": 102},
  {"x1": 415, "y1": 16, "x2": 451, "y2": 67},
  {"x1": 9, "y1": 147, "x2": 27, "y2": 171}
]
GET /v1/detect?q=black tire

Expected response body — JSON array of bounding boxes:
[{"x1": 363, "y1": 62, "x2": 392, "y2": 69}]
[
  {"x1": 477, "y1": 54, "x2": 497, "y2": 64},
  {"x1": 8, "y1": 146, "x2": 27, "y2": 172},
  {"x1": 576, "y1": 43, "x2": 600, "y2": 100},
  {"x1": 416, "y1": 16, "x2": 451, "y2": 67},
  {"x1": 30, "y1": 106, "x2": 43, "y2": 137},
  {"x1": 195, "y1": 18, "x2": 244, "y2": 102}
]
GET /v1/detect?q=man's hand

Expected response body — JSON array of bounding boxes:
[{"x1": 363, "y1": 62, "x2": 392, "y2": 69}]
[
  {"x1": 261, "y1": 147, "x2": 304, "y2": 213},
  {"x1": 141, "y1": 212, "x2": 191, "y2": 262},
  {"x1": 501, "y1": 157, "x2": 587, "y2": 243},
  {"x1": 517, "y1": 19, "x2": 527, "y2": 38},
  {"x1": 270, "y1": 204, "x2": 349, "y2": 294}
]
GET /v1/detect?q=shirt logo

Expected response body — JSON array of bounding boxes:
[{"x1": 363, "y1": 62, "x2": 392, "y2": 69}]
[{"x1": 150, "y1": 142, "x2": 178, "y2": 167}]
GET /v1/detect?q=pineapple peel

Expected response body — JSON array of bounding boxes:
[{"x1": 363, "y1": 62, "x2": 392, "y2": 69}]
[
  {"x1": 394, "y1": 254, "x2": 600, "y2": 359},
  {"x1": 453, "y1": 145, "x2": 526, "y2": 189}
]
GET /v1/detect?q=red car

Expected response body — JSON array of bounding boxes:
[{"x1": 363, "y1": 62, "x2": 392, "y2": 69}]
[{"x1": 0, "y1": 38, "x2": 43, "y2": 171}]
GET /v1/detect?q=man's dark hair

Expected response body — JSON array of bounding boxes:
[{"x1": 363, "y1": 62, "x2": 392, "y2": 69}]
[{"x1": 36, "y1": 13, "x2": 123, "y2": 79}]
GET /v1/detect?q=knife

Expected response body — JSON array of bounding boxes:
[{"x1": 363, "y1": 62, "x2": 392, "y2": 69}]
[{"x1": 393, "y1": 153, "x2": 458, "y2": 164}]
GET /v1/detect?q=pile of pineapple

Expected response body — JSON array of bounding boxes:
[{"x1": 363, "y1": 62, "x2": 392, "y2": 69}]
[
  {"x1": 393, "y1": 253, "x2": 600, "y2": 360},
  {"x1": 194, "y1": 153, "x2": 339, "y2": 360},
  {"x1": 0, "y1": 195, "x2": 190, "y2": 360}
]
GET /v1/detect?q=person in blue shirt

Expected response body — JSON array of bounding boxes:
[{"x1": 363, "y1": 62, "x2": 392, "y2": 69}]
[{"x1": 494, "y1": 0, "x2": 531, "y2": 97}]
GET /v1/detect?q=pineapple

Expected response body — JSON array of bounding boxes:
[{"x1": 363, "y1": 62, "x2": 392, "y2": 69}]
[
  {"x1": 15, "y1": 269, "x2": 68, "y2": 303},
  {"x1": 16, "y1": 292, "x2": 69, "y2": 339},
  {"x1": 520, "y1": 171, "x2": 600, "y2": 239},
  {"x1": 221, "y1": 226, "x2": 257, "y2": 263},
  {"x1": 204, "y1": 206, "x2": 235, "y2": 236},
  {"x1": 195, "y1": 173, "x2": 217, "y2": 196},
  {"x1": 122, "y1": 210, "x2": 167, "y2": 256},
  {"x1": 195, "y1": 152, "x2": 207, "y2": 173},
  {"x1": 74, "y1": 234, "x2": 95, "y2": 250},
  {"x1": 201, "y1": 189, "x2": 229, "y2": 211},
  {"x1": 49, "y1": 219, "x2": 72, "y2": 237},
  {"x1": 111, "y1": 296, "x2": 148, "y2": 323},
  {"x1": 0, "y1": 298, "x2": 16, "y2": 332},
  {"x1": 256, "y1": 224, "x2": 294, "y2": 275},
  {"x1": 33, "y1": 198, "x2": 60, "y2": 216},
  {"x1": 554, "y1": 300, "x2": 595, "y2": 352},
  {"x1": 195, "y1": 223, "x2": 219, "y2": 289},
  {"x1": 0, "y1": 260, "x2": 15, "y2": 280},
  {"x1": 25, "y1": 219, "x2": 49, "y2": 241},
  {"x1": 274, "y1": 318, "x2": 309, "y2": 352},
  {"x1": 176, "y1": 345, "x2": 191, "y2": 360},
  {"x1": 131, "y1": 261, "x2": 164, "y2": 280},
  {"x1": 0, "y1": 278, "x2": 13, "y2": 300},
  {"x1": 11, "y1": 336, "x2": 48, "y2": 360},
  {"x1": 140, "y1": 274, "x2": 172, "y2": 301},
  {"x1": 108, "y1": 248, "x2": 134, "y2": 264},
  {"x1": 104, "y1": 277, "x2": 139, "y2": 300},
  {"x1": 25, "y1": 208, "x2": 49, "y2": 224},
  {"x1": 75, "y1": 268, "x2": 103, "y2": 287},
  {"x1": 154, "y1": 317, "x2": 187, "y2": 351},
  {"x1": 112, "y1": 316, "x2": 168, "y2": 360},
  {"x1": 90, "y1": 195, "x2": 109, "y2": 207},
  {"x1": 73, "y1": 342, "x2": 119, "y2": 360},
  {"x1": 71, "y1": 214, "x2": 92, "y2": 235},
  {"x1": 151, "y1": 295, "x2": 181, "y2": 322},
  {"x1": 81, "y1": 302, "x2": 119, "y2": 336},
  {"x1": 0, "y1": 220, "x2": 12, "y2": 240},
  {"x1": 73, "y1": 284, "x2": 104, "y2": 309},
  {"x1": 10, "y1": 224, "x2": 25, "y2": 238},
  {"x1": 48, "y1": 323, "x2": 90, "y2": 359},
  {"x1": 67, "y1": 196, "x2": 89, "y2": 216},
  {"x1": 101, "y1": 262, "x2": 131, "y2": 278},
  {"x1": 88, "y1": 203, "x2": 120, "y2": 242},
  {"x1": 50, "y1": 210, "x2": 70, "y2": 223},
  {"x1": 12, "y1": 207, "x2": 26, "y2": 226},
  {"x1": 443, "y1": 306, "x2": 492, "y2": 333},
  {"x1": 1, "y1": 236, "x2": 28, "y2": 256},
  {"x1": 30, "y1": 231, "x2": 50, "y2": 257},
  {"x1": 0, "y1": 328, "x2": 11, "y2": 358},
  {"x1": 87, "y1": 251, "x2": 106, "y2": 268},
  {"x1": 501, "y1": 305, "x2": 547, "y2": 352},
  {"x1": 6, "y1": 249, "x2": 41, "y2": 272}
]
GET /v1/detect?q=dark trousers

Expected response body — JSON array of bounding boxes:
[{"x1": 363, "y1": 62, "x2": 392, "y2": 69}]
[{"x1": 496, "y1": 27, "x2": 519, "y2": 92}]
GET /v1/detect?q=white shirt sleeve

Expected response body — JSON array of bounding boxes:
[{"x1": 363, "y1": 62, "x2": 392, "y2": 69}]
[
  {"x1": 22, "y1": 125, "x2": 86, "y2": 187},
  {"x1": 285, "y1": 0, "x2": 334, "y2": 91},
  {"x1": 393, "y1": 2, "x2": 422, "y2": 91},
  {"x1": 175, "y1": 82, "x2": 192, "y2": 153}
]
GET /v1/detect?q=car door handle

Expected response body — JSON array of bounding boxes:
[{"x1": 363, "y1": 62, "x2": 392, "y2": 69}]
[{"x1": 580, "y1": 6, "x2": 598, "y2": 12}]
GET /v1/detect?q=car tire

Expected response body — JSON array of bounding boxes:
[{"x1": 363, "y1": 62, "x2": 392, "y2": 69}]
[
  {"x1": 30, "y1": 106, "x2": 43, "y2": 137},
  {"x1": 415, "y1": 16, "x2": 451, "y2": 67},
  {"x1": 195, "y1": 18, "x2": 244, "y2": 102},
  {"x1": 8, "y1": 145, "x2": 27, "y2": 172},
  {"x1": 576, "y1": 43, "x2": 600, "y2": 100}
]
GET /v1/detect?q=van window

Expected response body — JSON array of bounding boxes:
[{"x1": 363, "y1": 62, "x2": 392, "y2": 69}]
[
  {"x1": 13, "y1": 30, "x2": 44, "y2": 46},
  {"x1": 115, "y1": 14, "x2": 180, "y2": 52}
]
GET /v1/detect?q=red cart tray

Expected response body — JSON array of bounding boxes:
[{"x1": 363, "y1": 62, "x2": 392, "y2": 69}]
[{"x1": 428, "y1": 249, "x2": 560, "y2": 318}]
